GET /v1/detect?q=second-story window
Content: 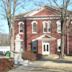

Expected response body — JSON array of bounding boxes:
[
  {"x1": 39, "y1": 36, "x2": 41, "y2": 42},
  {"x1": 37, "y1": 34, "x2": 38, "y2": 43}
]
[
  {"x1": 20, "y1": 23, "x2": 24, "y2": 32},
  {"x1": 32, "y1": 21, "x2": 37, "y2": 34},
  {"x1": 18, "y1": 21, "x2": 24, "y2": 34},
  {"x1": 43, "y1": 21, "x2": 51, "y2": 33},
  {"x1": 56, "y1": 20, "x2": 61, "y2": 33}
]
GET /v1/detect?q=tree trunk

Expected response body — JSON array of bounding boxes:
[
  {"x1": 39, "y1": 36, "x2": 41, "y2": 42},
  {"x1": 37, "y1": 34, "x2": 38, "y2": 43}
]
[
  {"x1": 66, "y1": 23, "x2": 70, "y2": 55},
  {"x1": 61, "y1": 34, "x2": 65, "y2": 58},
  {"x1": 67, "y1": 31, "x2": 69, "y2": 55},
  {"x1": 10, "y1": 20, "x2": 15, "y2": 58},
  {"x1": 10, "y1": 30, "x2": 14, "y2": 58},
  {"x1": 60, "y1": 19, "x2": 65, "y2": 59}
]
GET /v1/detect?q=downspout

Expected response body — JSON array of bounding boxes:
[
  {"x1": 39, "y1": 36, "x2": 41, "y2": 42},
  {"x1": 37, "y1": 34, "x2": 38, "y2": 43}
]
[{"x1": 24, "y1": 18, "x2": 27, "y2": 51}]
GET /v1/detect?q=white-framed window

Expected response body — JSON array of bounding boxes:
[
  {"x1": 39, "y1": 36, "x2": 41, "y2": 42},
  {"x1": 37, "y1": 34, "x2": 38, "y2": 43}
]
[
  {"x1": 56, "y1": 20, "x2": 61, "y2": 33},
  {"x1": 57, "y1": 39, "x2": 61, "y2": 52},
  {"x1": 18, "y1": 21, "x2": 24, "y2": 34},
  {"x1": 43, "y1": 21, "x2": 51, "y2": 33},
  {"x1": 31, "y1": 21, "x2": 37, "y2": 34}
]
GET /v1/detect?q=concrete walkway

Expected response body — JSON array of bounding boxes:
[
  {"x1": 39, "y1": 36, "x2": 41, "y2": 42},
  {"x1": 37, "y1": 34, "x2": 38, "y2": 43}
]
[
  {"x1": 8, "y1": 55, "x2": 72, "y2": 72},
  {"x1": 8, "y1": 60, "x2": 72, "y2": 72}
]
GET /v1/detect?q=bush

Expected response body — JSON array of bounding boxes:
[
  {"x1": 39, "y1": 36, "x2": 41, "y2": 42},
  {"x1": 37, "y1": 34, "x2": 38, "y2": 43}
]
[{"x1": 5, "y1": 51, "x2": 11, "y2": 58}]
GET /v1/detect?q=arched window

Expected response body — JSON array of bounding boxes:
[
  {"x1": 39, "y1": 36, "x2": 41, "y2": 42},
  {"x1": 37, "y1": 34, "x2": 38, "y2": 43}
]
[
  {"x1": 31, "y1": 21, "x2": 37, "y2": 34},
  {"x1": 43, "y1": 21, "x2": 51, "y2": 33},
  {"x1": 18, "y1": 21, "x2": 24, "y2": 34},
  {"x1": 56, "y1": 20, "x2": 61, "y2": 33}
]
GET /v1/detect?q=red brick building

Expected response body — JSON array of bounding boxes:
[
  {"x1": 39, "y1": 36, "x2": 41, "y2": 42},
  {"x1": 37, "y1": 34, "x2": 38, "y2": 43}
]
[{"x1": 13, "y1": 6, "x2": 72, "y2": 60}]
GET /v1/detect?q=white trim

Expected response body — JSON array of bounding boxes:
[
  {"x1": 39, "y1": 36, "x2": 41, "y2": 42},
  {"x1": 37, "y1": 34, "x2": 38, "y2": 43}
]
[
  {"x1": 43, "y1": 21, "x2": 51, "y2": 33},
  {"x1": 32, "y1": 34, "x2": 56, "y2": 41},
  {"x1": 31, "y1": 21, "x2": 38, "y2": 24},
  {"x1": 31, "y1": 21, "x2": 37, "y2": 34},
  {"x1": 18, "y1": 21, "x2": 24, "y2": 34},
  {"x1": 26, "y1": 16, "x2": 60, "y2": 20},
  {"x1": 42, "y1": 41, "x2": 50, "y2": 55},
  {"x1": 56, "y1": 20, "x2": 61, "y2": 33},
  {"x1": 18, "y1": 21, "x2": 24, "y2": 25},
  {"x1": 24, "y1": 7, "x2": 45, "y2": 17}
]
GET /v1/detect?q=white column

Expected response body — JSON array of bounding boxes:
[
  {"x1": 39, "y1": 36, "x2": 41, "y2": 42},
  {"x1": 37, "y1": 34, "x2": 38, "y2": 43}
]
[{"x1": 14, "y1": 34, "x2": 23, "y2": 64}]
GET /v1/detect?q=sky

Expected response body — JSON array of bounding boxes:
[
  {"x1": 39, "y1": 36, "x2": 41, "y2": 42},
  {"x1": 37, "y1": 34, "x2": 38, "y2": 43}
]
[{"x1": 0, "y1": 0, "x2": 72, "y2": 34}]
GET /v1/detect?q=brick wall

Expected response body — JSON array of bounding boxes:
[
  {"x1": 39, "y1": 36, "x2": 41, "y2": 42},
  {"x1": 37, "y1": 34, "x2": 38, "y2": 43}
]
[{"x1": 14, "y1": 7, "x2": 72, "y2": 56}]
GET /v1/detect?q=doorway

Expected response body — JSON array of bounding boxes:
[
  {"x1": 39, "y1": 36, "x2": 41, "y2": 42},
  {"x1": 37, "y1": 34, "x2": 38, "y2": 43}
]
[{"x1": 42, "y1": 42, "x2": 50, "y2": 55}]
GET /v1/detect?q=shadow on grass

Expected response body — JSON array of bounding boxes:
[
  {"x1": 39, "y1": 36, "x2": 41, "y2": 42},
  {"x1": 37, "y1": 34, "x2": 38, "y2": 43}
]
[{"x1": 38, "y1": 57, "x2": 72, "y2": 64}]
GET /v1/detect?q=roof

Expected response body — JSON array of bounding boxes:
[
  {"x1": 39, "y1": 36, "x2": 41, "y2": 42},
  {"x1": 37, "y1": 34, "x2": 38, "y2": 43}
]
[
  {"x1": 15, "y1": 6, "x2": 72, "y2": 19},
  {"x1": 24, "y1": 6, "x2": 61, "y2": 17}
]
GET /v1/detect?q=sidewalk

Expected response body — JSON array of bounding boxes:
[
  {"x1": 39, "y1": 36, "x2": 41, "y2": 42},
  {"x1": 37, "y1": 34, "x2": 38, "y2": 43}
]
[
  {"x1": 8, "y1": 60, "x2": 72, "y2": 72},
  {"x1": 8, "y1": 55, "x2": 72, "y2": 72}
]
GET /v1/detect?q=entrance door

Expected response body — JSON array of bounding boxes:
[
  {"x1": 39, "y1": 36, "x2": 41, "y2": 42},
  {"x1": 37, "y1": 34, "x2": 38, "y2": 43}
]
[{"x1": 42, "y1": 42, "x2": 50, "y2": 55}]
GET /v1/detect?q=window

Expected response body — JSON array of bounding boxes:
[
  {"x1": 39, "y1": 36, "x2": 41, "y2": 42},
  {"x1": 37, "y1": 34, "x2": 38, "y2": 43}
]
[
  {"x1": 43, "y1": 21, "x2": 51, "y2": 33},
  {"x1": 20, "y1": 24, "x2": 24, "y2": 32},
  {"x1": 31, "y1": 41, "x2": 38, "y2": 53},
  {"x1": 56, "y1": 20, "x2": 61, "y2": 33},
  {"x1": 32, "y1": 21, "x2": 37, "y2": 34},
  {"x1": 57, "y1": 39, "x2": 61, "y2": 52},
  {"x1": 33, "y1": 23, "x2": 37, "y2": 32},
  {"x1": 18, "y1": 21, "x2": 24, "y2": 34}
]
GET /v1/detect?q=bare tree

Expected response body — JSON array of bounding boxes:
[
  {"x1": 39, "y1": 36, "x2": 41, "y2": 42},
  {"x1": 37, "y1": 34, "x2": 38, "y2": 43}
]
[
  {"x1": 0, "y1": 33, "x2": 10, "y2": 46},
  {"x1": 0, "y1": 0, "x2": 25, "y2": 58},
  {"x1": 35, "y1": 0, "x2": 72, "y2": 58},
  {"x1": 52, "y1": 0, "x2": 72, "y2": 58}
]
